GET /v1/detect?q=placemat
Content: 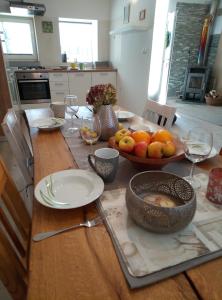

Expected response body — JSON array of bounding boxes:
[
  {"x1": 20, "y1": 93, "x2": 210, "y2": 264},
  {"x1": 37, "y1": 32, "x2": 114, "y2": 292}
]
[{"x1": 97, "y1": 173, "x2": 222, "y2": 288}]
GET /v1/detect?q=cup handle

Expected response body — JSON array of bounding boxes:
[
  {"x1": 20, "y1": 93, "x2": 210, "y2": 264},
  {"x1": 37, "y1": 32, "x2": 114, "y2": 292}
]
[{"x1": 88, "y1": 154, "x2": 98, "y2": 174}]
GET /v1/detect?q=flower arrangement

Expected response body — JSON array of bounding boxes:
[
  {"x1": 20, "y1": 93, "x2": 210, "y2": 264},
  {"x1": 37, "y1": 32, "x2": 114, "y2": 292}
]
[{"x1": 86, "y1": 84, "x2": 117, "y2": 113}]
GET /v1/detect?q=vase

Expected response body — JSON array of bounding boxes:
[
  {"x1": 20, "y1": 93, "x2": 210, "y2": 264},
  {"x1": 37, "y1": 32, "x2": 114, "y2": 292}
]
[{"x1": 97, "y1": 104, "x2": 118, "y2": 141}]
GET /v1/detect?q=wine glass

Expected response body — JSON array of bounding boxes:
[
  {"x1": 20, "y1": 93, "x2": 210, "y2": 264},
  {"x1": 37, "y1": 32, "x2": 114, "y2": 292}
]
[
  {"x1": 80, "y1": 116, "x2": 101, "y2": 151},
  {"x1": 63, "y1": 95, "x2": 79, "y2": 137},
  {"x1": 183, "y1": 127, "x2": 213, "y2": 189}
]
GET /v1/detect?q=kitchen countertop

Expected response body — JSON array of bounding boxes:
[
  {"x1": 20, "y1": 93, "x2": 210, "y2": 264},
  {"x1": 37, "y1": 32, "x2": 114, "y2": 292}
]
[{"x1": 15, "y1": 68, "x2": 117, "y2": 73}]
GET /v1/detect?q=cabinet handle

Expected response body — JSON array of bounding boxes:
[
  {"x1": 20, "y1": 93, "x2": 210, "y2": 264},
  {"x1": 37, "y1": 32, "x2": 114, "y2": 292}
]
[
  {"x1": 75, "y1": 73, "x2": 84, "y2": 77},
  {"x1": 54, "y1": 82, "x2": 64, "y2": 86},
  {"x1": 100, "y1": 73, "x2": 108, "y2": 76},
  {"x1": 55, "y1": 92, "x2": 65, "y2": 95}
]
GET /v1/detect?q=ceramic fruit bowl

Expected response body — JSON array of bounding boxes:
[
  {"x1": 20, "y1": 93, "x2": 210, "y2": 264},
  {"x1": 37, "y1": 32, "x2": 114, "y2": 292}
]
[
  {"x1": 108, "y1": 136, "x2": 185, "y2": 170},
  {"x1": 126, "y1": 171, "x2": 196, "y2": 233}
]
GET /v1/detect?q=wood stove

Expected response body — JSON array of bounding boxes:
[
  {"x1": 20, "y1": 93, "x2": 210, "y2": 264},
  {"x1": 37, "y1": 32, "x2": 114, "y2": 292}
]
[{"x1": 183, "y1": 65, "x2": 210, "y2": 102}]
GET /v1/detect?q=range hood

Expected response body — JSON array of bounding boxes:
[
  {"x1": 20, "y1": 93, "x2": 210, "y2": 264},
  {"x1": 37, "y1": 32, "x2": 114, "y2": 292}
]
[{"x1": 9, "y1": 1, "x2": 46, "y2": 16}]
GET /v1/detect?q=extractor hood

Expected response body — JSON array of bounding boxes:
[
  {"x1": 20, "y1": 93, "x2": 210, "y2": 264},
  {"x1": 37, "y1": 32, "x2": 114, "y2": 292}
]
[{"x1": 9, "y1": 1, "x2": 46, "y2": 16}]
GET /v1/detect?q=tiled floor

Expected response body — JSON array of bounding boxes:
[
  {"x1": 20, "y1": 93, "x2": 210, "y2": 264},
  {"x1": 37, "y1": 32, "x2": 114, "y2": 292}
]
[{"x1": 167, "y1": 97, "x2": 222, "y2": 126}]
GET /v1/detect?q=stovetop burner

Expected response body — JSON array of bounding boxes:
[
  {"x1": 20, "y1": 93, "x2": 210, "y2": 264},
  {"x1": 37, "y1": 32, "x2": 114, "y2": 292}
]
[{"x1": 17, "y1": 66, "x2": 46, "y2": 70}]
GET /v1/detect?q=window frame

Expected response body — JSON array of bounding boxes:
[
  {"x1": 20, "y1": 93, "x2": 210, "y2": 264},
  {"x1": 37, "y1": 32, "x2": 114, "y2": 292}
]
[
  {"x1": 58, "y1": 18, "x2": 98, "y2": 63},
  {"x1": 0, "y1": 15, "x2": 38, "y2": 61}
]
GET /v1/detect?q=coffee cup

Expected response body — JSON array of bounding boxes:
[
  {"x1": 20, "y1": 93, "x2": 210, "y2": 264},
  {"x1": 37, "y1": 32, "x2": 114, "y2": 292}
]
[
  {"x1": 206, "y1": 168, "x2": 222, "y2": 205},
  {"x1": 50, "y1": 103, "x2": 65, "y2": 118},
  {"x1": 88, "y1": 148, "x2": 119, "y2": 183}
]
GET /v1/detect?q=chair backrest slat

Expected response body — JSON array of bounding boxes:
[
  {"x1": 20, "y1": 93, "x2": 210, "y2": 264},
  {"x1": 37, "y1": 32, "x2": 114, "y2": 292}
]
[
  {"x1": 0, "y1": 158, "x2": 31, "y2": 299},
  {"x1": 143, "y1": 100, "x2": 176, "y2": 129},
  {"x1": 1, "y1": 109, "x2": 33, "y2": 185}
]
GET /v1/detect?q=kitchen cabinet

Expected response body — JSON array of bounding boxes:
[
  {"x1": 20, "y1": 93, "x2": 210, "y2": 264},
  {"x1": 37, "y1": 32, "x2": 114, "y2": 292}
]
[
  {"x1": 68, "y1": 72, "x2": 92, "y2": 106},
  {"x1": 49, "y1": 72, "x2": 69, "y2": 103},
  {"x1": 49, "y1": 70, "x2": 117, "y2": 105},
  {"x1": 91, "y1": 72, "x2": 116, "y2": 88}
]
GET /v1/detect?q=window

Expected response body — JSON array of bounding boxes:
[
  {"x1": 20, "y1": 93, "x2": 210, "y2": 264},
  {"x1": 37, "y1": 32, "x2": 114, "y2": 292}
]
[
  {"x1": 59, "y1": 18, "x2": 98, "y2": 63},
  {"x1": 0, "y1": 16, "x2": 38, "y2": 60}
]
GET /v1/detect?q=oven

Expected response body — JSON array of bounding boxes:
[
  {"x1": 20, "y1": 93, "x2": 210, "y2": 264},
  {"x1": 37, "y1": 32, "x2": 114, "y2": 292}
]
[{"x1": 16, "y1": 72, "x2": 51, "y2": 104}]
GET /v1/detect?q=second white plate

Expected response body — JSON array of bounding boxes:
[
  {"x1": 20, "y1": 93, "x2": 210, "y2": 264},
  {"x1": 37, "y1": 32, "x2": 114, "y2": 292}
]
[
  {"x1": 31, "y1": 117, "x2": 66, "y2": 131},
  {"x1": 116, "y1": 111, "x2": 135, "y2": 121}
]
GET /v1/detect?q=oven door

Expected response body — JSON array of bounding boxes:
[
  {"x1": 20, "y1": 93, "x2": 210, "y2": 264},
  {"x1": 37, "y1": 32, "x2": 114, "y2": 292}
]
[{"x1": 17, "y1": 79, "x2": 51, "y2": 103}]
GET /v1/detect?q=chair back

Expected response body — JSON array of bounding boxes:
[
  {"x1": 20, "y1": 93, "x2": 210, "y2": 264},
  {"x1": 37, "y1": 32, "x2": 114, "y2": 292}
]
[
  {"x1": 143, "y1": 100, "x2": 176, "y2": 129},
  {"x1": 0, "y1": 158, "x2": 31, "y2": 299},
  {"x1": 1, "y1": 109, "x2": 33, "y2": 185}
]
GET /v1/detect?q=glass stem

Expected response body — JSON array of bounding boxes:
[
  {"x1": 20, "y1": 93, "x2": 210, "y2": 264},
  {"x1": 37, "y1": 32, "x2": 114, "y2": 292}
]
[{"x1": 189, "y1": 162, "x2": 195, "y2": 178}]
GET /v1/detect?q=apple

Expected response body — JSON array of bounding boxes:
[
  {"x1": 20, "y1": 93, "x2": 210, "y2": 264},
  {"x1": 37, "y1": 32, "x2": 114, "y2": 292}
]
[
  {"x1": 162, "y1": 141, "x2": 176, "y2": 157},
  {"x1": 119, "y1": 136, "x2": 135, "y2": 153},
  {"x1": 131, "y1": 130, "x2": 151, "y2": 144},
  {"x1": 115, "y1": 128, "x2": 131, "y2": 143},
  {"x1": 134, "y1": 141, "x2": 148, "y2": 158},
  {"x1": 147, "y1": 142, "x2": 164, "y2": 158}
]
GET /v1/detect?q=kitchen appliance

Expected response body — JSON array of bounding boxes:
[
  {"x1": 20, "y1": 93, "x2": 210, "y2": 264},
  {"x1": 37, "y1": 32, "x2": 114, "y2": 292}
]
[
  {"x1": 9, "y1": 1, "x2": 46, "y2": 16},
  {"x1": 16, "y1": 72, "x2": 51, "y2": 104}
]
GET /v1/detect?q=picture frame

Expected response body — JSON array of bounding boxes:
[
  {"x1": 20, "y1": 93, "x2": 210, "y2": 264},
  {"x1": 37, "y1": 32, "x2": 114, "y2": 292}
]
[
  {"x1": 139, "y1": 9, "x2": 146, "y2": 21},
  {"x1": 123, "y1": 4, "x2": 130, "y2": 24},
  {"x1": 42, "y1": 21, "x2": 53, "y2": 33}
]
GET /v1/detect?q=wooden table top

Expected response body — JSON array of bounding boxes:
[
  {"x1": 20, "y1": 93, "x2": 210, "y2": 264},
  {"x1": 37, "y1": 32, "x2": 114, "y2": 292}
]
[{"x1": 25, "y1": 107, "x2": 222, "y2": 300}]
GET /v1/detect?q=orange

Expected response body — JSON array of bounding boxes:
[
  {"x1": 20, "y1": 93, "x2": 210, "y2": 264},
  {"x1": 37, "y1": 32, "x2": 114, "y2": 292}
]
[
  {"x1": 151, "y1": 129, "x2": 173, "y2": 143},
  {"x1": 131, "y1": 130, "x2": 151, "y2": 144}
]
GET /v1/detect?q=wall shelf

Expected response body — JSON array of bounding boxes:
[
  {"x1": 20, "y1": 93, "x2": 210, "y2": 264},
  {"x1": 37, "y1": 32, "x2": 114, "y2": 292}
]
[{"x1": 109, "y1": 24, "x2": 148, "y2": 36}]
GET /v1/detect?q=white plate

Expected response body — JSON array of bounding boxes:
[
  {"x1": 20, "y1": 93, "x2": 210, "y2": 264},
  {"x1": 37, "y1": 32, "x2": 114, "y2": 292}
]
[
  {"x1": 34, "y1": 169, "x2": 104, "y2": 209},
  {"x1": 31, "y1": 117, "x2": 66, "y2": 131},
  {"x1": 129, "y1": 124, "x2": 150, "y2": 132},
  {"x1": 116, "y1": 111, "x2": 135, "y2": 121}
]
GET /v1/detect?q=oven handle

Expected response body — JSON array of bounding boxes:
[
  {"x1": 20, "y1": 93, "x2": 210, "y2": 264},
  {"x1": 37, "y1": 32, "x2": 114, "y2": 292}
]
[{"x1": 18, "y1": 80, "x2": 49, "y2": 83}]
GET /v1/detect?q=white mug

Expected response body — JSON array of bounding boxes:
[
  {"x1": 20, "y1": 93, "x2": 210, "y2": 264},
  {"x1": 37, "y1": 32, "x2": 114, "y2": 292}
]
[{"x1": 50, "y1": 103, "x2": 65, "y2": 118}]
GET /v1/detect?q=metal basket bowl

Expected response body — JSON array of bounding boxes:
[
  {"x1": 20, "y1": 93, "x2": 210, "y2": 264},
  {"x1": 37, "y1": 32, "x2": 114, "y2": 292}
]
[{"x1": 126, "y1": 171, "x2": 196, "y2": 233}]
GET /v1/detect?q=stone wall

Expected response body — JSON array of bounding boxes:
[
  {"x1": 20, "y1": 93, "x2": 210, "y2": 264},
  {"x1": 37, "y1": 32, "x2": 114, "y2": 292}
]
[{"x1": 167, "y1": 2, "x2": 220, "y2": 97}]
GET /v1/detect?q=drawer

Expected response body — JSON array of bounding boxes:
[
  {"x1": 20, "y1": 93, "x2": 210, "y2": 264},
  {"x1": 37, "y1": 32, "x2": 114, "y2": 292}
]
[
  {"x1": 49, "y1": 81, "x2": 69, "y2": 91},
  {"x1": 49, "y1": 72, "x2": 68, "y2": 82},
  {"x1": 50, "y1": 91, "x2": 68, "y2": 103},
  {"x1": 91, "y1": 72, "x2": 116, "y2": 88}
]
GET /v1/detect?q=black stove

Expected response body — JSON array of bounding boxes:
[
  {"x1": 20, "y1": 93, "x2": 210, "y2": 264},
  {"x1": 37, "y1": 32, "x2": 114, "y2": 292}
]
[{"x1": 17, "y1": 66, "x2": 46, "y2": 70}]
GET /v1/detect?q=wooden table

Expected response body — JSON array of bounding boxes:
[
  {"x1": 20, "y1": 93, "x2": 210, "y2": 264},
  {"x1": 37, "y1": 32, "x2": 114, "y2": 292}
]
[{"x1": 26, "y1": 108, "x2": 222, "y2": 300}]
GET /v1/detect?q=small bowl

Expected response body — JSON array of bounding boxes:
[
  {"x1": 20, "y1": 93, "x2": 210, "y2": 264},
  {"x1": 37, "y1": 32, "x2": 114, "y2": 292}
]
[{"x1": 126, "y1": 171, "x2": 196, "y2": 233}]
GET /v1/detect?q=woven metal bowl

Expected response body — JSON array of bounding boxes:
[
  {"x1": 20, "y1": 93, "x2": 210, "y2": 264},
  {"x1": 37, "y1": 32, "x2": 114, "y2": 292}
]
[{"x1": 126, "y1": 171, "x2": 196, "y2": 233}]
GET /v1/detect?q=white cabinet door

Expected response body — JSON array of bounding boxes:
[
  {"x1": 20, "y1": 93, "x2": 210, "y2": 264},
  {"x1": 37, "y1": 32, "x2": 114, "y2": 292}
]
[
  {"x1": 49, "y1": 72, "x2": 68, "y2": 82},
  {"x1": 91, "y1": 72, "x2": 117, "y2": 88},
  {"x1": 68, "y1": 72, "x2": 92, "y2": 105},
  {"x1": 49, "y1": 81, "x2": 69, "y2": 91},
  {"x1": 50, "y1": 91, "x2": 67, "y2": 103}
]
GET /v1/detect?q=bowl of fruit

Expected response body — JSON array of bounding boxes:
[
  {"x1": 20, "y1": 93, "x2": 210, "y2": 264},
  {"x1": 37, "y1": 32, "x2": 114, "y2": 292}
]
[{"x1": 108, "y1": 128, "x2": 185, "y2": 170}]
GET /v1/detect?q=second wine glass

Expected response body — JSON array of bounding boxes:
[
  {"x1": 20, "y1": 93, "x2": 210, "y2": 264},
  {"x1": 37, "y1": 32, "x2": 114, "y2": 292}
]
[
  {"x1": 184, "y1": 127, "x2": 213, "y2": 189},
  {"x1": 64, "y1": 95, "x2": 79, "y2": 137},
  {"x1": 80, "y1": 116, "x2": 101, "y2": 151}
]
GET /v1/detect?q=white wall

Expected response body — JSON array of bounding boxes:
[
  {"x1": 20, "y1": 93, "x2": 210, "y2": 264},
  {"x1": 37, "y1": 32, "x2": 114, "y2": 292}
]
[
  {"x1": 110, "y1": 0, "x2": 156, "y2": 116},
  {"x1": 33, "y1": 0, "x2": 111, "y2": 66}
]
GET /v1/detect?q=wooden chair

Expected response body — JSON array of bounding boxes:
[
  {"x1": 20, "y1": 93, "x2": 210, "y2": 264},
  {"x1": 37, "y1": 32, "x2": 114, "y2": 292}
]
[
  {"x1": 0, "y1": 158, "x2": 31, "y2": 299},
  {"x1": 1, "y1": 109, "x2": 33, "y2": 186},
  {"x1": 143, "y1": 100, "x2": 176, "y2": 129}
]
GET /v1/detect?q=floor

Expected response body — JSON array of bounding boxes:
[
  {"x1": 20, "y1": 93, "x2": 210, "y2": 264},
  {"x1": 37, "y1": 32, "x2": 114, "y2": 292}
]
[{"x1": 167, "y1": 97, "x2": 222, "y2": 126}]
